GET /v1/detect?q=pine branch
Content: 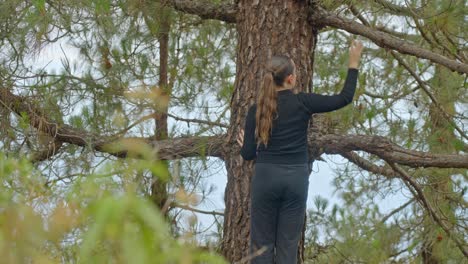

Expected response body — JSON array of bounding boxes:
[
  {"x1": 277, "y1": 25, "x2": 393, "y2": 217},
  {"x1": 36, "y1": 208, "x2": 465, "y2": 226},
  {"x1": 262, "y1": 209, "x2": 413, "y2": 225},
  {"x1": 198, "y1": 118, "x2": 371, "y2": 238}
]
[
  {"x1": 313, "y1": 8, "x2": 468, "y2": 74},
  {"x1": 165, "y1": 1, "x2": 467, "y2": 74},
  {"x1": 380, "y1": 198, "x2": 415, "y2": 224},
  {"x1": 349, "y1": 6, "x2": 468, "y2": 141},
  {"x1": 372, "y1": 0, "x2": 424, "y2": 17},
  {"x1": 390, "y1": 50, "x2": 468, "y2": 141},
  {"x1": 388, "y1": 163, "x2": 468, "y2": 258},
  {"x1": 341, "y1": 151, "x2": 397, "y2": 178}
]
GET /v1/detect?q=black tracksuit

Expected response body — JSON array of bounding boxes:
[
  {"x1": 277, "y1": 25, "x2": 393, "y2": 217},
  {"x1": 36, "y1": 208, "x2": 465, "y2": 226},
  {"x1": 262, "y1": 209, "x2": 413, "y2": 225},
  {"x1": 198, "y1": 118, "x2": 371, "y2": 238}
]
[{"x1": 241, "y1": 68, "x2": 358, "y2": 263}]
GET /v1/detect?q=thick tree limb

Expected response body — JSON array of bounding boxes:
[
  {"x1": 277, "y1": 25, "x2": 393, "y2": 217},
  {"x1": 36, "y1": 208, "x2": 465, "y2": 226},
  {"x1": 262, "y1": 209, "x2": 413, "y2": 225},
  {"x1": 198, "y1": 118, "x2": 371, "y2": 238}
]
[
  {"x1": 312, "y1": 134, "x2": 468, "y2": 169},
  {"x1": 0, "y1": 88, "x2": 225, "y2": 160},
  {"x1": 2, "y1": 89, "x2": 467, "y2": 169},
  {"x1": 388, "y1": 163, "x2": 468, "y2": 258},
  {"x1": 167, "y1": 0, "x2": 236, "y2": 23},
  {"x1": 150, "y1": 135, "x2": 224, "y2": 159},
  {"x1": 313, "y1": 9, "x2": 468, "y2": 74}
]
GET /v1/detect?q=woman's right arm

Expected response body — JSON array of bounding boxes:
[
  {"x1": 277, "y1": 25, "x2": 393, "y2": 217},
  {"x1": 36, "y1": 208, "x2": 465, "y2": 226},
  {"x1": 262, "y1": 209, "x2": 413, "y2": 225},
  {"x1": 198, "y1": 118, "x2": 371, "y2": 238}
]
[{"x1": 298, "y1": 40, "x2": 363, "y2": 114}]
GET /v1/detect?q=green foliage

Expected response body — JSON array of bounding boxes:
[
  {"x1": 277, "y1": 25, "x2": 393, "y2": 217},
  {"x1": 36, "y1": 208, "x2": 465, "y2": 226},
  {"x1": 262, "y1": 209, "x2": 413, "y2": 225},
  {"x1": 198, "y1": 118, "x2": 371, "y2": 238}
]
[
  {"x1": 305, "y1": 196, "x2": 404, "y2": 263},
  {"x1": 0, "y1": 152, "x2": 227, "y2": 263}
]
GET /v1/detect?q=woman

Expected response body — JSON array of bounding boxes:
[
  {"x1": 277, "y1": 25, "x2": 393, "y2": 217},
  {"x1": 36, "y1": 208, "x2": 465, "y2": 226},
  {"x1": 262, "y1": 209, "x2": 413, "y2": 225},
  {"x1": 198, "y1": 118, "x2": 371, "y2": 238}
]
[{"x1": 236, "y1": 40, "x2": 364, "y2": 263}]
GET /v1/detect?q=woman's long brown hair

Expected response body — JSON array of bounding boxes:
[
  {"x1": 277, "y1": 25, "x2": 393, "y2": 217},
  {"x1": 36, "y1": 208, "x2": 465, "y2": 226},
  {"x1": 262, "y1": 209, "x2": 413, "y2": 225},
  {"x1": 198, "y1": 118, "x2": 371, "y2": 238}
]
[{"x1": 256, "y1": 55, "x2": 295, "y2": 147}]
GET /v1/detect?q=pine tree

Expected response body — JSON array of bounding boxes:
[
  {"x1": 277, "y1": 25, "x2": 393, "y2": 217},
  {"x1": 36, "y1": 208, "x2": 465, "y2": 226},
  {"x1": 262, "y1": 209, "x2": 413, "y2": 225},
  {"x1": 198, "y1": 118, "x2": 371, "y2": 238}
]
[{"x1": 0, "y1": 0, "x2": 466, "y2": 263}]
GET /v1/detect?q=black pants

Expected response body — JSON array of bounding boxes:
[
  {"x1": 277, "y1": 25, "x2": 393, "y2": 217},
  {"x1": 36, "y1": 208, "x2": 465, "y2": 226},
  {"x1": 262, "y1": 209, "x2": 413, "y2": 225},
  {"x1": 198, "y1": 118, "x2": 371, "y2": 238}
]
[{"x1": 250, "y1": 162, "x2": 310, "y2": 264}]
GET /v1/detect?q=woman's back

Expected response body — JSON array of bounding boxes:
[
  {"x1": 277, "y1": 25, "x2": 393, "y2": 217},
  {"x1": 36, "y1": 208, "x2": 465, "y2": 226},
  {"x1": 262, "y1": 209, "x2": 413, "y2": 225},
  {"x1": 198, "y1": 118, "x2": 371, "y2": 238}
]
[
  {"x1": 240, "y1": 68, "x2": 358, "y2": 164},
  {"x1": 247, "y1": 89, "x2": 311, "y2": 164}
]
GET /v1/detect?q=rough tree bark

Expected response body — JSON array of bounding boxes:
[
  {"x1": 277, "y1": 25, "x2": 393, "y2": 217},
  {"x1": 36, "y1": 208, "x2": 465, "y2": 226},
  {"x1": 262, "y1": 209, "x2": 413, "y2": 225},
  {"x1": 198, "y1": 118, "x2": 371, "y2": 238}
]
[{"x1": 222, "y1": 1, "x2": 317, "y2": 262}]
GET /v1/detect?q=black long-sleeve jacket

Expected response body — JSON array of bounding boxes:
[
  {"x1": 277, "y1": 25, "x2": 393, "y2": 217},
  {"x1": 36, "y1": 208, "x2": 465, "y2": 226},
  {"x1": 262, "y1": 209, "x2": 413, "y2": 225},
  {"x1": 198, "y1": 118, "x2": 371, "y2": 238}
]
[{"x1": 240, "y1": 68, "x2": 358, "y2": 164}]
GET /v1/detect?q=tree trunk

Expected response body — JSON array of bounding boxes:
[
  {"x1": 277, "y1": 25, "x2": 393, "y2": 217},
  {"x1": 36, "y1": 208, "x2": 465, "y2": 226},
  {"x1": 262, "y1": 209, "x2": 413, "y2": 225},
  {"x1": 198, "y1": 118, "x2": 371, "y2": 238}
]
[
  {"x1": 222, "y1": 1, "x2": 317, "y2": 262},
  {"x1": 151, "y1": 5, "x2": 171, "y2": 213}
]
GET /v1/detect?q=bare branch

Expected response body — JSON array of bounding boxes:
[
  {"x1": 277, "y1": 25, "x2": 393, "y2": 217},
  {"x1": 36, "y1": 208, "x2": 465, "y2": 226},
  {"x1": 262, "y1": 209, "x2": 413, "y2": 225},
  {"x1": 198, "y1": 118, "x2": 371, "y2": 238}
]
[
  {"x1": 380, "y1": 198, "x2": 415, "y2": 224},
  {"x1": 341, "y1": 151, "x2": 397, "y2": 178},
  {"x1": 313, "y1": 8, "x2": 468, "y2": 74},
  {"x1": 170, "y1": 202, "x2": 224, "y2": 216},
  {"x1": 114, "y1": 113, "x2": 158, "y2": 137},
  {"x1": 151, "y1": 135, "x2": 225, "y2": 160},
  {"x1": 167, "y1": 113, "x2": 228, "y2": 128}
]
